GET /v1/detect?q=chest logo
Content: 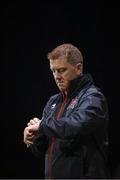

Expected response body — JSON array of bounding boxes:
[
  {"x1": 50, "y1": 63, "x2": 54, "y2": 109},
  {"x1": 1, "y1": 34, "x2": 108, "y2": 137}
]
[{"x1": 67, "y1": 97, "x2": 78, "y2": 109}]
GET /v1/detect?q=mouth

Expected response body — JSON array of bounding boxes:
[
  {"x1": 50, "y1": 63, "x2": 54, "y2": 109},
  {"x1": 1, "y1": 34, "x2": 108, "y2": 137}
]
[
  {"x1": 57, "y1": 82, "x2": 64, "y2": 86},
  {"x1": 57, "y1": 83, "x2": 65, "y2": 90}
]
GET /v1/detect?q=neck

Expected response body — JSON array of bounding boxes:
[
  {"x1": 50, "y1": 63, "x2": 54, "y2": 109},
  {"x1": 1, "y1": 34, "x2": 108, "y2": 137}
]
[{"x1": 61, "y1": 90, "x2": 68, "y2": 98}]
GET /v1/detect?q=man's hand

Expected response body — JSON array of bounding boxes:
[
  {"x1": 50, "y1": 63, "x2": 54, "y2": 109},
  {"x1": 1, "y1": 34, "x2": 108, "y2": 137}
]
[{"x1": 23, "y1": 117, "x2": 41, "y2": 146}]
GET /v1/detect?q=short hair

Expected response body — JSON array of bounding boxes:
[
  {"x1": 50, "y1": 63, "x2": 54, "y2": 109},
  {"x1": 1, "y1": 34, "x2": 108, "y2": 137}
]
[{"x1": 47, "y1": 43, "x2": 83, "y2": 65}]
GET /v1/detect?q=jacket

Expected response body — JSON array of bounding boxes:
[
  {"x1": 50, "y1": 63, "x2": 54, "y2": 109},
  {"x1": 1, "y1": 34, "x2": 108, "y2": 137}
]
[{"x1": 31, "y1": 74, "x2": 109, "y2": 179}]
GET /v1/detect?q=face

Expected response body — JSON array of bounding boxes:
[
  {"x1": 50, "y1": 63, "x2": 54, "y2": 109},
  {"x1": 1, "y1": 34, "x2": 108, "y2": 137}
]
[{"x1": 50, "y1": 58, "x2": 83, "y2": 92}]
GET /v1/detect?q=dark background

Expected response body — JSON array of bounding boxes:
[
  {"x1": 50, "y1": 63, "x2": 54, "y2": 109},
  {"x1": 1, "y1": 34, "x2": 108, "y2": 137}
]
[{"x1": 1, "y1": 1, "x2": 120, "y2": 178}]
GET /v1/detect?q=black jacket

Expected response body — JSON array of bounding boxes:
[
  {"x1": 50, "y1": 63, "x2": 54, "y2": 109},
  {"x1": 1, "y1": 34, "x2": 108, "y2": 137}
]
[{"x1": 31, "y1": 74, "x2": 109, "y2": 179}]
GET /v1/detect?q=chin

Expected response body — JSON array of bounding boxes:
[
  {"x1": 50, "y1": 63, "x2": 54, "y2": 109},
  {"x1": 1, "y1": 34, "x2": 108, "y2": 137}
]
[{"x1": 58, "y1": 86, "x2": 67, "y2": 92}]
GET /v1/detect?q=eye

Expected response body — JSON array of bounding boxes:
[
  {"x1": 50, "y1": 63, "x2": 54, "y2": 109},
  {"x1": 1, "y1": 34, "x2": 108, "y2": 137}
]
[{"x1": 58, "y1": 68, "x2": 67, "y2": 73}]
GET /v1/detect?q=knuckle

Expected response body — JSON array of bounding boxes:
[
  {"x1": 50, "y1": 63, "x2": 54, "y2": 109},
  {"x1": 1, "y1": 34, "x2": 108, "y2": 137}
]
[
  {"x1": 30, "y1": 119, "x2": 33, "y2": 123},
  {"x1": 34, "y1": 117, "x2": 39, "y2": 122}
]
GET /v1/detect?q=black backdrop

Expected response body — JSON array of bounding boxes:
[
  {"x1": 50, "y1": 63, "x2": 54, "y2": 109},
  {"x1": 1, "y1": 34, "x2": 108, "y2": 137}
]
[{"x1": 2, "y1": 1, "x2": 120, "y2": 178}]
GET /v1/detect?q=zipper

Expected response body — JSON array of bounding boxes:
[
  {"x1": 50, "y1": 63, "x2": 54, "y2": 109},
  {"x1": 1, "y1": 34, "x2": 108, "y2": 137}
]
[{"x1": 48, "y1": 95, "x2": 68, "y2": 178}]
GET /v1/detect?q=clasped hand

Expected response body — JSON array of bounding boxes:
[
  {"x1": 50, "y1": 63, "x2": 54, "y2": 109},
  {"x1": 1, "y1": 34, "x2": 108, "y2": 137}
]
[{"x1": 23, "y1": 117, "x2": 41, "y2": 147}]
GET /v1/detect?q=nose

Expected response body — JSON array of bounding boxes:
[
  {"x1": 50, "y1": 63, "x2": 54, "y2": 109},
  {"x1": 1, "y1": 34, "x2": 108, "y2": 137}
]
[{"x1": 53, "y1": 71, "x2": 61, "y2": 80}]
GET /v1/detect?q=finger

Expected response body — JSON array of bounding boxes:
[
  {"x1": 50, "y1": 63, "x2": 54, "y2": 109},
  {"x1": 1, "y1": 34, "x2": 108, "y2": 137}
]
[
  {"x1": 25, "y1": 127, "x2": 32, "y2": 134},
  {"x1": 33, "y1": 117, "x2": 40, "y2": 123},
  {"x1": 27, "y1": 120, "x2": 40, "y2": 127},
  {"x1": 30, "y1": 119, "x2": 36, "y2": 125},
  {"x1": 24, "y1": 133, "x2": 35, "y2": 143},
  {"x1": 24, "y1": 127, "x2": 33, "y2": 139},
  {"x1": 26, "y1": 135, "x2": 35, "y2": 140},
  {"x1": 27, "y1": 119, "x2": 33, "y2": 126},
  {"x1": 27, "y1": 122, "x2": 31, "y2": 126},
  {"x1": 25, "y1": 139, "x2": 34, "y2": 145}
]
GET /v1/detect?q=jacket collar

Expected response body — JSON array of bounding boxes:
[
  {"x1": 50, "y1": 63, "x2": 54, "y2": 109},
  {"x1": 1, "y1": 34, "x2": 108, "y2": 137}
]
[{"x1": 62, "y1": 73, "x2": 94, "y2": 99}]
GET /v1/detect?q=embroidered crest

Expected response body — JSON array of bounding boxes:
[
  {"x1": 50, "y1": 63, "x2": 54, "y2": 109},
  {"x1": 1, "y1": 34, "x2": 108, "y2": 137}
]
[{"x1": 67, "y1": 97, "x2": 78, "y2": 109}]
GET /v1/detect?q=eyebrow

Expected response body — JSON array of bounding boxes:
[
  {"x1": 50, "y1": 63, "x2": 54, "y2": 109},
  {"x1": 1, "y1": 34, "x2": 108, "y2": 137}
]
[{"x1": 50, "y1": 67, "x2": 66, "y2": 70}]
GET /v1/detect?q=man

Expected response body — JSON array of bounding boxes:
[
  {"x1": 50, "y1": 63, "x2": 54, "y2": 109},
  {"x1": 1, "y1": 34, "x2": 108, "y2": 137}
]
[{"x1": 24, "y1": 43, "x2": 109, "y2": 179}]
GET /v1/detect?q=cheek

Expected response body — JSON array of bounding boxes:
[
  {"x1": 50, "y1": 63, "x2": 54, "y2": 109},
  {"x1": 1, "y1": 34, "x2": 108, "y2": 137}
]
[
  {"x1": 64, "y1": 71, "x2": 76, "y2": 80},
  {"x1": 62, "y1": 76, "x2": 72, "y2": 84},
  {"x1": 62, "y1": 74, "x2": 70, "y2": 81}
]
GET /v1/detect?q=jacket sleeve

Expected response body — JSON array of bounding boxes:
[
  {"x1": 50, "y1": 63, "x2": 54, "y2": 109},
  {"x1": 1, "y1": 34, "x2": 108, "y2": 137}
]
[
  {"x1": 30, "y1": 98, "x2": 51, "y2": 157},
  {"x1": 40, "y1": 92, "x2": 109, "y2": 139},
  {"x1": 30, "y1": 133, "x2": 48, "y2": 158}
]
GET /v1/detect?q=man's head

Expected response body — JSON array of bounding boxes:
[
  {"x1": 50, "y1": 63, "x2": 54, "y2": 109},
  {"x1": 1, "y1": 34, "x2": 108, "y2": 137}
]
[{"x1": 47, "y1": 43, "x2": 83, "y2": 92}]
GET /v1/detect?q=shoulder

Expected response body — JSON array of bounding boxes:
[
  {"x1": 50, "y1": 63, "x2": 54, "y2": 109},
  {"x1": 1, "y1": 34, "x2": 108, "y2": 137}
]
[
  {"x1": 48, "y1": 93, "x2": 60, "y2": 102},
  {"x1": 79, "y1": 85, "x2": 106, "y2": 101},
  {"x1": 44, "y1": 93, "x2": 60, "y2": 108}
]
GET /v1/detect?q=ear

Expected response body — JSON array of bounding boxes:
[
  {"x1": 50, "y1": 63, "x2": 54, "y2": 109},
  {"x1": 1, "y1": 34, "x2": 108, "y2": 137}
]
[{"x1": 76, "y1": 63, "x2": 83, "y2": 75}]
